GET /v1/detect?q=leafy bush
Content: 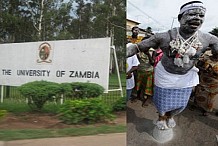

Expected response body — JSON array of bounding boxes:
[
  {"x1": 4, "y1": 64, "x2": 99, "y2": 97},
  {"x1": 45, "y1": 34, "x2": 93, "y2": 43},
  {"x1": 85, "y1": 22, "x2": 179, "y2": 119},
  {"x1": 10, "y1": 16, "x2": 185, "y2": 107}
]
[
  {"x1": 0, "y1": 110, "x2": 7, "y2": 119},
  {"x1": 59, "y1": 83, "x2": 73, "y2": 98},
  {"x1": 59, "y1": 98, "x2": 115, "y2": 124},
  {"x1": 112, "y1": 97, "x2": 126, "y2": 111},
  {"x1": 18, "y1": 80, "x2": 62, "y2": 111},
  {"x1": 61, "y1": 82, "x2": 104, "y2": 99}
]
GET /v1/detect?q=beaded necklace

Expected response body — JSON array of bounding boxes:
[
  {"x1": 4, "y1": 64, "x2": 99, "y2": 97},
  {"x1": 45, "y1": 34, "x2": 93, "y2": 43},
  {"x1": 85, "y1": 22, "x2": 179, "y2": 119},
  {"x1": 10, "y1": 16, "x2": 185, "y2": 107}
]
[{"x1": 169, "y1": 28, "x2": 203, "y2": 67}]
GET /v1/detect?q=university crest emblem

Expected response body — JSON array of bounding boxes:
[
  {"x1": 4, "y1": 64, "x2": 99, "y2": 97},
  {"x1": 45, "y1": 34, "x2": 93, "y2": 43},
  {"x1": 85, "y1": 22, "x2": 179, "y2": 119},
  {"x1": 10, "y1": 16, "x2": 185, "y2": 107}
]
[{"x1": 37, "y1": 42, "x2": 52, "y2": 63}]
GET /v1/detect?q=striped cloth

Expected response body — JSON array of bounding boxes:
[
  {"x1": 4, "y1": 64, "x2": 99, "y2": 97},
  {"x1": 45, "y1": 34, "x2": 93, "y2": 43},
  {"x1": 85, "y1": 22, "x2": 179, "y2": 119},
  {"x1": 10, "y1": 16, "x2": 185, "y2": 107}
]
[{"x1": 153, "y1": 85, "x2": 192, "y2": 115}]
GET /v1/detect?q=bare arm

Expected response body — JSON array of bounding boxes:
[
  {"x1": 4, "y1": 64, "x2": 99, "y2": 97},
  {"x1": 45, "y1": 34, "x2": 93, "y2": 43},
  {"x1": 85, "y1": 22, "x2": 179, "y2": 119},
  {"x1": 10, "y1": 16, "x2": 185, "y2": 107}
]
[
  {"x1": 137, "y1": 34, "x2": 160, "y2": 52},
  {"x1": 126, "y1": 66, "x2": 138, "y2": 79},
  {"x1": 126, "y1": 44, "x2": 138, "y2": 57},
  {"x1": 126, "y1": 33, "x2": 162, "y2": 58}
]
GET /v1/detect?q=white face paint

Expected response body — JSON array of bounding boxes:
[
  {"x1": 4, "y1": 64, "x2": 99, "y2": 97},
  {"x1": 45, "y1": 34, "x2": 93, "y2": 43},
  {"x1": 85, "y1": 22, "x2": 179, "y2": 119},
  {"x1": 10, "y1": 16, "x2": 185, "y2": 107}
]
[{"x1": 179, "y1": 8, "x2": 205, "y2": 33}]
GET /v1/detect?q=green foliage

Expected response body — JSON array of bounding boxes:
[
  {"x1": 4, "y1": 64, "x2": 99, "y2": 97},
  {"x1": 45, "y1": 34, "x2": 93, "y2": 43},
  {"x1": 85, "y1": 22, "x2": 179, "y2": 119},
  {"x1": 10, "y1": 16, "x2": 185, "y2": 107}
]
[
  {"x1": 59, "y1": 98, "x2": 115, "y2": 124},
  {"x1": 62, "y1": 82, "x2": 105, "y2": 99},
  {"x1": 0, "y1": 0, "x2": 125, "y2": 43},
  {"x1": 0, "y1": 0, "x2": 125, "y2": 71},
  {"x1": 18, "y1": 80, "x2": 62, "y2": 111},
  {"x1": 0, "y1": 99, "x2": 31, "y2": 113},
  {"x1": 0, "y1": 110, "x2": 7, "y2": 119},
  {"x1": 112, "y1": 97, "x2": 126, "y2": 111},
  {"x1": 59, "y1": 82, "x2": 73, "y2": 97},
  {"x1": 0, "y1": 98, "x2": 61, "y2": 114},
  {"x1": 42, "y1": 102, "x2": 62, "y2": 114}
]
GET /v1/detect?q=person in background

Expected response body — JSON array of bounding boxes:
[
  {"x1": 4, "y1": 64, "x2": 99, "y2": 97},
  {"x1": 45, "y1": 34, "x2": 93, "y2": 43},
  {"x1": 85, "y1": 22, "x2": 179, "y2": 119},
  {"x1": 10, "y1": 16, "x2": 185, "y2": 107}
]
[
  {"x1": 127, "y1": 1, "x2": 218, "y2": 130},
  {"x1": 136, "y1": 36, "x2": 155, "y2": 107},
  {"x1": 127, "y1": 26, "x2": 142, "y2": 44},
  {"x1": 194, "y1": 50, "x2": 218, "y2": 116},
  {"x1": 127, "y1": 26, "x2": 143, "y2": 101},
  {"x1": 126, "y1": 43, "x2": 140, "y2": 100}
]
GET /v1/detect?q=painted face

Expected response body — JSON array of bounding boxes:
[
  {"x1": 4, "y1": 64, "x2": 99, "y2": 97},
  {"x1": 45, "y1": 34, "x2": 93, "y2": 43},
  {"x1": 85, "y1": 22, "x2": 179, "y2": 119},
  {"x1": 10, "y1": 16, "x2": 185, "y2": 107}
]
[{"x1": 179, "y1": 8, "x2": 205, "y2": 33}]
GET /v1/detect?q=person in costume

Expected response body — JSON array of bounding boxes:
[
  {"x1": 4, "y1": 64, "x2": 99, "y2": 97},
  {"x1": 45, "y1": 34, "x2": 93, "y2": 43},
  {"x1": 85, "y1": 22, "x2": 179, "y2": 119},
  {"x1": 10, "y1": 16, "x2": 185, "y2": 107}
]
[{"x1": 127, "y1": 1, "x2": 218, "y2": 130}]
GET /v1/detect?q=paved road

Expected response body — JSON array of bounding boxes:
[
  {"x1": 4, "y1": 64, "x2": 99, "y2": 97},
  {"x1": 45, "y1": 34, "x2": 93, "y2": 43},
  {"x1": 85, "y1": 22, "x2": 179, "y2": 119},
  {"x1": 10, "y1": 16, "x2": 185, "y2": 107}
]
[{"x1": 127, "y1": 100, "x2": 218, "y2": 146}]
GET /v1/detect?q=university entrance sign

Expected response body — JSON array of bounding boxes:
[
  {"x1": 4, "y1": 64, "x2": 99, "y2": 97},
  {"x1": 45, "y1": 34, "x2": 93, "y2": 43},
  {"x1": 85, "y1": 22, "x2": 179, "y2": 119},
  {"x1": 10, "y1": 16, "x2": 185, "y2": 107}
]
[{"x1": 0, "y1": 38, "x2": 111, "y2": 91}]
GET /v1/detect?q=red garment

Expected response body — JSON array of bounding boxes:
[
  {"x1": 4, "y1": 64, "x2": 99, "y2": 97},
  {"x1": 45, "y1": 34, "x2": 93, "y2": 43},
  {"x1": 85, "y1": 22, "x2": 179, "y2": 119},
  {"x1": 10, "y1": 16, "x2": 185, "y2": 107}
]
[{"x1": 154, "y1": 49, "x2": 163, "y2": 67}]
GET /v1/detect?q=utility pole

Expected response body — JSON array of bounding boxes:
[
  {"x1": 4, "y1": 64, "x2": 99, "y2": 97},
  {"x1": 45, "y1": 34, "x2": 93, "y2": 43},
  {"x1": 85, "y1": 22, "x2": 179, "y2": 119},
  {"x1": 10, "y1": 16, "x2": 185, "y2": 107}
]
[{"x1": 171, "y1": 17, "x2": 177, "y2": 29}]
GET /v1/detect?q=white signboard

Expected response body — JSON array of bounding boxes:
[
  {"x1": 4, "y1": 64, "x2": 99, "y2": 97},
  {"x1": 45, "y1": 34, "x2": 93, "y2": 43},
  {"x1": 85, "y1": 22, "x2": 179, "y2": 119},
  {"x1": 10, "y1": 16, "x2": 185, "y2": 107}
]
[{"x1": 0, "y1": 38, "x2": 111, "y2": 92}]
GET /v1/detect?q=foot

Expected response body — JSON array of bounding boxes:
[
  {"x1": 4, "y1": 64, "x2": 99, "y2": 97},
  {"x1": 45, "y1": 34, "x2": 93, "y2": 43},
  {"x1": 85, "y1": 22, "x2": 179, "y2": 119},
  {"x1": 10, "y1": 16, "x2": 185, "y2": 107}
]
[
  {"x1": 166, "y1": 117, "x2": 176, "y2": 128},
  {"x1": 141, "y1": 98, "x2": 148, "y2": 107},
  {"x1": 141, "y1": 102, "x2": 148, "y2": 107},
  {"x1": 155, "y1": 120, "x2": 168, "y2": 130}
]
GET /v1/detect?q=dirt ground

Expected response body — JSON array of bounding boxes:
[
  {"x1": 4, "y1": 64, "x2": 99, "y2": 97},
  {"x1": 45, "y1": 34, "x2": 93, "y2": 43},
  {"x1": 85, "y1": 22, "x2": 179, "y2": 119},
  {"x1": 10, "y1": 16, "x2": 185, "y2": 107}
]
[{"x1": 0, "y1": 111, "x2": 126, "y2": 129}]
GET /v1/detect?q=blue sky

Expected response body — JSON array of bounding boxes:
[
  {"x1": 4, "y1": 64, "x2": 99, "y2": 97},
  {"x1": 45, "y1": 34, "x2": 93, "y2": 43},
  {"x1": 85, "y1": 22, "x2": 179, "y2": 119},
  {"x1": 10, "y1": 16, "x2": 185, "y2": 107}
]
[{"x1": 127, "y1": 0, "x2": 218, "y2": 33}]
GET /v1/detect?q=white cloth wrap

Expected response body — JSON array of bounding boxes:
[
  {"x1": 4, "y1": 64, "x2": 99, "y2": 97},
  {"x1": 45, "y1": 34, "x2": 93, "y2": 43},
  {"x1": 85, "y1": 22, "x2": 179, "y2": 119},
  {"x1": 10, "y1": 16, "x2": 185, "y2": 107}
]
[
  {"x1": 154, "y1": 61, "x2": 199, "y2": 89},
  {"x1": 179, "y1": 2, "x2": 206, "y2": 14}
]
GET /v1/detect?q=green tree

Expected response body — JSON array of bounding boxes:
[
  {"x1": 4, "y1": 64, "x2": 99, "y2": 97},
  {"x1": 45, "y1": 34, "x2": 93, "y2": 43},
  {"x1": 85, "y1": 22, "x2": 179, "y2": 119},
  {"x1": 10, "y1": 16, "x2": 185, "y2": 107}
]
[
  {"x1": 0, "y1": 0, "x2": 25, "y2": 43},
  {"x1": 91, "y1": 0, "x2": 126, "y2": 72},
  {"x1": 69, "y1": 0, "x2": 93, "y2": 39},
  {"x1": 0, "y1": 0, "x2": 126, "y2": 71}
]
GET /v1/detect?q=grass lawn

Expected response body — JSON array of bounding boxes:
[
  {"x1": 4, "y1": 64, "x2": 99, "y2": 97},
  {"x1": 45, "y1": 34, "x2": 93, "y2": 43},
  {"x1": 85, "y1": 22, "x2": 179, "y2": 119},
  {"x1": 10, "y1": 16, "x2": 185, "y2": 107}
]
[
  {"x1": 0, "y1": 73, "x2": 126, "y2": 141},
  {"x1": 0, "y1": 98, "x2": 126, "y2": 141},
  {"x1": 0, "y1": 125, "x2": 126, "y2": 141}
]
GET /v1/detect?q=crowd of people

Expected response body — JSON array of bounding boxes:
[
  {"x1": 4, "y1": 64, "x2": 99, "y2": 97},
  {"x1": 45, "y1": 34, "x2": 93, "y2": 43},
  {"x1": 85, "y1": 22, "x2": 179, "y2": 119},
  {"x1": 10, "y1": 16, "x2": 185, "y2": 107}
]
[
  {"x1": 126, "y1": 26, "x2": 162, "y2": 107},
  {"x1": 126, "y1": 26, "x2": 164, "y2": 106},
  {"x1": 126, "y1": 1, "x2": 218, "y2": 130}
]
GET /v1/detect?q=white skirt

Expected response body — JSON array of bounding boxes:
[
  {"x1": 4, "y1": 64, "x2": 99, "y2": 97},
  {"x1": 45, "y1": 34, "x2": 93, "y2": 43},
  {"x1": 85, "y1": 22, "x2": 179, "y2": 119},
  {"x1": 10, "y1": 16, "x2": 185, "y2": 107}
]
[{"x1": 154, "y1": 61, "x2": 199, "y2": 89}]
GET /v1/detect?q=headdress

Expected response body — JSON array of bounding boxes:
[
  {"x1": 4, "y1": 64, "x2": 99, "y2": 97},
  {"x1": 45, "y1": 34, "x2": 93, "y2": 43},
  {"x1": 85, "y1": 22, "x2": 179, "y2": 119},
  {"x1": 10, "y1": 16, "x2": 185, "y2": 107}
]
[
  {"x1": 178, "y1": 1, "x2": 206, "y2": 20},
  {"x1": 179, "y1": 1, "x2": 206, "y2": 14}
]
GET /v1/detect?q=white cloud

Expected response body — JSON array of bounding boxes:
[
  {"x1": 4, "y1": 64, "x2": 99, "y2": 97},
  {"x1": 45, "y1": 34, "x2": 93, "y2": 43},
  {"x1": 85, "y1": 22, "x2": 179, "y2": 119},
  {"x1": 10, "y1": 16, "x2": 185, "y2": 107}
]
[{"x1": 127, "y1": 0, "x2": 218, "y2": 33}]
